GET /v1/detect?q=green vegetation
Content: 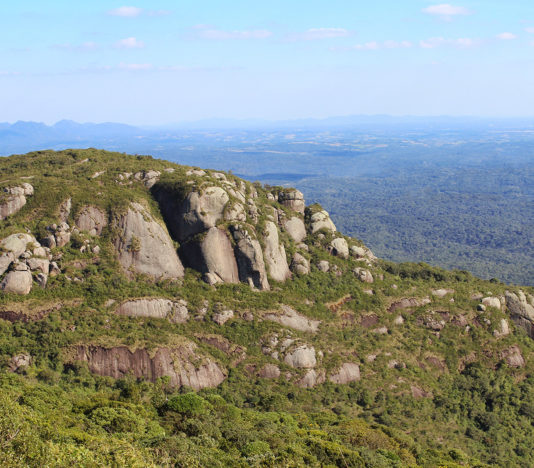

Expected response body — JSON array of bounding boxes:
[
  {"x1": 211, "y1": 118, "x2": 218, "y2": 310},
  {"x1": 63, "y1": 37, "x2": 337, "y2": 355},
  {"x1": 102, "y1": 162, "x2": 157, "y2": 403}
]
[{"x1": 0, "y1": 149, "x2": 533, "y2": 467}]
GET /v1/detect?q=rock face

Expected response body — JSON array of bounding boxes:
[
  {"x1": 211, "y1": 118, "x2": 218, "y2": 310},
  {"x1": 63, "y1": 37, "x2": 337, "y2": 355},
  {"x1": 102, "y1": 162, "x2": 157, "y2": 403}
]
[
  {"x1": 309, "y1": 210, "x2": 336, "y2": 234},
  {"x1": 0, "y1": 184, "x2": 33, "y2": 220},
  {"x1": 113, "y1": 202, "x2": 184, "y2": 279},
  {"x1": 231, "y1": 225, "x2": 270, "y2": 290},
  {"x1": 75, "y1": 344, "x2": 226, "y2": 390},
  {"x1": 180, "y1": 227, "x2": 239, "y2": 285},
  {"x1": 75, "y1": 206, "x2": 108, "y2": 236},
  {"x1": 258, "y1": 364, "x2": 281, "y2": 379},
  {"x1": 330, "y1": 238, "x2": 349, "y2": 259},
  {"x1": 329, "y1": 363, "x2": 360, "y2": 384},
  {"x1": 263, "y1": 221, "x2": 291, "y2": 282},
  {"x1": 284, "y1": 345, "x2": 316, "y2": 369},
  {"x1": 505, "y1": 291, "x2": 534, "y2": 338},
  {"x1": 264, "y1": 305, "x2": 320, "y2": 333},
  {"x1": 278, "y1": 190, "x2": 305, "y2": 214},
  {"x1": 0, "y1": 269, "x2": 32, "y2": 295},
  {"x1": 284, "y1": 217, "x2": 306, "y2": 243},
  {"x1": 116, "y1": 298, "x2": 189, "y2": 323},
  {"x1": 297, "y1": 369, "x2": 325, "y2": 388}
]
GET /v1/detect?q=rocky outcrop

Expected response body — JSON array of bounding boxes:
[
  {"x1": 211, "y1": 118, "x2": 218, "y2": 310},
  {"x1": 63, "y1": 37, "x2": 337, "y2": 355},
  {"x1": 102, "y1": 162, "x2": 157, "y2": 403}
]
[
  {"x1": 329, "y1": 363, "x2": 360, "y2": 384},
  {"x1": 264, "y1": 305, "x2": 320, "y2": 333},
  {"x1": 116, "y1": 298, "x2": 189, "y2": 323},
  {"x1": 258, "y1": 364, "x2": 281, "y2": 379},
  {"x1": 432, "y1": 289, "x2": 455, "y2": 298},
  {"x1": 180, "y1": 227, "x2": 239, "y2": 285},
  {"x1": 59, "y1": 198, "x2": 71, "y2": 223},
  {"x1": 309, "y1": 210, "x2": 336, "y2": 234},
  {"x1": 231, "y1": 225, "x2": 269, "y2": 290},
  {"x1": 482, "y1": 297, "x2": 501, "y2": 310},
  {"x1": 500, "y1": 345, "x2": 525, "y2": 368},
  {"x1": 75, "y1": 206, "x2": 108, "y2": 236},
  {"x1": 388, "y1": 297, "x2": 431, "y2": 314},
  {"x1": 297, "y1": 369, "x2": 325, "y2": 388},
  {"x1": 290, "y1": 253, "x2": 310, "y2": 275},
  {"x1": 278, "y1": 189, "x2": 305, "y2": 214},
  {"x1": 263, "y1": 221, "x2": 290, "y2": 282},
  {"x1": 284, "y1": 345, "x2": 316, "y2": 368},
  {"x1": 284, "y1": 217, "x2": 306, "y2": 243},
  {"x1": 0, "y1": 184, "x2": 33, "y2": 220},
  {"x1": 1, "y1": 233, "x2": 38, "y2": 258},
  {"x1": 330, "y1": 238, "x2": 349, "y2": 259},
  {"x1": 212, "y1": 309, "x2": 234, "y2": 325},
  {"x1": 354, "y1": 267, "x2": 374, "y2": 283},
  {"x1": 505, "y1": 291, "x2": 534, "y2": 338},
  {"x1": 0, "y1": 267, "x2": 32, "y2": 295},
  {"x1": 113, "y1": 202, "x2": 184, "y2": 279},
  {"x1": 75, "y1": 344, "x2": 226, "y2": 390}
]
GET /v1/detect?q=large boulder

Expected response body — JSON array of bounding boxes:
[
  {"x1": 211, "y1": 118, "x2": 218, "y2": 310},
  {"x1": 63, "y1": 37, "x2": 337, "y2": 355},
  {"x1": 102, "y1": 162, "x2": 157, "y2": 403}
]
[
  {"x1": 75, "y1": 206, "x2": 108, "y2": 236},
  {"x1": 284, "y1": 216, "x2": 307, "y2": 243},
  {"x1": 231, "y1": 225, "x2": 269, "y2": 290},
  {"x1": 505, "y1": 291, "x2": 534, "y2": 338},
  {"x1": 0, "y1": 253, "x2": 14, "y2": 276},
  {"x1": 263, "y1": 221, "x2": 291, "y2": 282},
  {"x1": 0, "y1": 233, "x2": 38, "y2": 258},
  {"x1": 278, "y1": 189, "x2": 305, "y2": 214},
  {"x1": 309, "y1": 210, "x2": 336, "y2": 234},
  {"x1": 264, "y1": 305, "x2": 320, "y2": 333},
  {"x1": 290, "y1": 253, "x2": 310, "y2": 275},
  {"x1": 113, "y1": 202, "x2": 184, "y2": 279},
  {"x1": 1, "y1": 269, "x2": 32, "y2": 295},
  {"x1": 75, "y1": 344, "x2": 226, "y2": 390},
  {"x1": 329, "y1": 363, "x2": 360, "y2": 384},
  {"x1": 180, "y1": 227, "x2": 239, "y2": 285},
  {"x1": 0, "y1": 184, "x2": 33, "y2": 220},
  {"x1": 297, "y1": 369, "x2": 325, "y2": 388},
  {"x1": 284, "y1": 345, "x2": 316, "y2": 368},
  {"x1": 330, "y1": 237, "x2": 349, "y2": 259},
  {"x1": 116, "y1": 298, "x2": 189, "y2": 323},
  {"x1": 159, "y1": 186, "x2": 229, "y2": 242}
]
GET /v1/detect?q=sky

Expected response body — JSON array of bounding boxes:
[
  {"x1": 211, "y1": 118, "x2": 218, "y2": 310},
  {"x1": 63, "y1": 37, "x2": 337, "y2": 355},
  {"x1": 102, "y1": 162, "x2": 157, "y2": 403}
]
[{"x1": 1, "y1": 1, "x2": 534, "y2": 124}]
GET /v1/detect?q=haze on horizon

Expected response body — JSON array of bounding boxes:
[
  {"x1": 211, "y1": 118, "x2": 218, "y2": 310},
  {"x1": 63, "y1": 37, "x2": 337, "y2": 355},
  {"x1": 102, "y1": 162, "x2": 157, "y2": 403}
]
[{"x1": 1, "y1": 0, "x2": 534, "y2": 125}]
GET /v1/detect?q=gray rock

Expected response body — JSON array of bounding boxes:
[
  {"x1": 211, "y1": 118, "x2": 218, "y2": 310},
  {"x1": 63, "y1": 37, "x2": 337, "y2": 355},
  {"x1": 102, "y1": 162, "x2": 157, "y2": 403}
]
[
  {"x1": 59, "y1": 198, "x2": 72, "y2": 223},
  {"x1": 263, "y1": 221, "x2": 291, "y2": 282},
  {"x1": 482, "y1": 297, "x2": 501, "y2": 309},
  {"x1": 505, "y1": 290, "x2": 534, "y2": 338},
  {"x1": 35, "y1": 273, "x2": 48, "y2": 289},
  {"x1": 1, "y1": 233, "x2": 37, "y2": 258},
  {"x1": 309, "y1": 210, "x2": 336, "y2": 233},
  {"x1": 231, "y1": 225, "x2": 269, "y2": 290},
  {"x1": 278, "y1": 189, "x2": 305, "y2": 214},
  {"x1": 8, "y1": 353, "x2": 31, "y2": 372},
  {"x1": 264, "y1": 305, "x2": 320, "y2": 332},
  {"x1": 0, "y1": 184, "x2": 33, "y2": 220},
  {"x1": 330, "y1": 237, "x2": 349, "y2": 259},
  {"x1": 76, "y1": 206, "x2": 108, "y2": 236},
  {"x1": 284, "y1": 345, "x2": 316, "y2": 368},
  {"x1": 181, "y1": 227, "x2": 239, "y2": 284},
  {"x1": 297, "y1": 369, "x2": 325, "y2": 388},
  {"x1": 258, "y1": 364, "x2": 280, "y2": 379},
  {"x1": 317, "y1": 260, "x2": 330, "y2": 272},
  {"x1": 55, "y1": 231, "x2": 71, "y2": 248},
  {"x1": 432, "y1": 289, "x2": 455, "y2": 298},
  {"x1": 114, "y1": 202, "x2": 184, "y2": 279},
  {"x1": 290, "y1": 252, "x2": 310, "y2": 275},
  {"x1": 284, "y1": 216, "x2": 307, "y2": 243},
  {"x1": 0, "y1": 253, "x2": 14, "y2": 276},
  {"x1": 354, "y1": 267, "x2": 374, "y2": 283},
  {"x1": 212, "y1": 309, "x2": 234, "y2": 325},
  {"x1": 501, "y1": 345, "x2": 525, "y2": 368},
  {"x1": 329, "y1": 363, "x2": 360, "y2": 384},
  {"x1": 49, "y1": 261, "x2": 61, "y2": 276},
  {"x1": 1, "y1": 270, "x2": 32, "y2": 295},
  {"x1": 26, "y1": 258, "x2": 49, "y2": 274},
  {"x1": 41, "y1": 235, "x2": 56, "y2": 249},
  {"x1": 116, "y1": 298, "x2": 189, "y2": 323}
]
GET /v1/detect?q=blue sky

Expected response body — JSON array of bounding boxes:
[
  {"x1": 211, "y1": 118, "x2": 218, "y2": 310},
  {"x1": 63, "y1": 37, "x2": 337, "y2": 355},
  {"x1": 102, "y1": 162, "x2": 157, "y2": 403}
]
[{"x1": 1, "y1": 1, "x2": 534, "y2": 124}]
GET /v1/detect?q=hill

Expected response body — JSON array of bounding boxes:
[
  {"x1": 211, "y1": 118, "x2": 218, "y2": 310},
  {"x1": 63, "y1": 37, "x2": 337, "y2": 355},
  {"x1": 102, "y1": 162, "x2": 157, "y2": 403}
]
[{"x1": 0, "y1": 149, "x2": 533, "y2": 467}]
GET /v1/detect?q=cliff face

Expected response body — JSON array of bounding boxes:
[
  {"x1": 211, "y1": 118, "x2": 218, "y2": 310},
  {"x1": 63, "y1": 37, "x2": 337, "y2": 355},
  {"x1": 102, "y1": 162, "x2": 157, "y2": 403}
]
[{"x1": 0, "y1": 148, "x2": 533, "y2": 395}]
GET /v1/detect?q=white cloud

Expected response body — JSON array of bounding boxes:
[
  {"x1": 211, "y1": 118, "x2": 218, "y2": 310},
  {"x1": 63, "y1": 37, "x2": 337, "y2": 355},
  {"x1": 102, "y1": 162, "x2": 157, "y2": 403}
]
[
  {"x1": 288, "y1": 28, "x2": 352, "y2": 41},
  {"x1": 525, "y1": 27, "x2": 534, "y2": 33},
  {"x1": 108, "y1": 6, "x2": 142, "y2": 17},
  {"x1": 114, "y1": 37, "x2": 145, "y2": 49},
  {"x1": 118, "y1": 63, "x2": 152, "y2": 70},
  {"x1": 496, "y1": 32, "x2": 517, "y2": 40},
  {"x1": 351, "y1": 40, "x2": 412, "y2": 50},
  {"x1": 422, "y1": 4, "x2": 471, "y2": 20},
  {"x1": 419, "y1": 36, "x2": 478, "y2": 48},
  {"x1": 194, "y1": 26, "x2": 272, "y2": 40}
]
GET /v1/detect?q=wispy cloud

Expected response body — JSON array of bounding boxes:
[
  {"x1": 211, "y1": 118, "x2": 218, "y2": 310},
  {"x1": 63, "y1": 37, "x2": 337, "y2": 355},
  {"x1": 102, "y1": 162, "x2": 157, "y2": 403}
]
[
  {"x1": 422, "y1": 4, "x2": 472, "y2": 20},
  {"x1": 287, "y1": 28, "x2": 352, "y2": 41},
  {"x1": 192, "y1": 25, "x2": 272, "y2": 40},
  {"x1": 107, "y1": 6, "x2": 170, "y2": 17},
  {"x1": 118, "y1": 62, "x2": 152, "y2": 70},
  {"x1": 0, "y1": 71, "x2": 20, "y2": 76},
  {"x1": 525, "y1": 27, "x2": 534, "y2": 33},
  {"x1": 114, "y1": 37, "x2": 145, "y2": 49},
  {"x1": 108, "y1": 6, "x2": 142, "y2": 17},
  {"x1": 340, "y1": 40, "x2": 412, "y2": 50},
  {"x1": 419, "y1": 37, "x2": 479, "y2": 48},
  {"x1": 496, "y1": 32, "x2": 517, "y2": 40},
  {"x1": 52, "y1": 42, "x2": 99, "y2": 52}
]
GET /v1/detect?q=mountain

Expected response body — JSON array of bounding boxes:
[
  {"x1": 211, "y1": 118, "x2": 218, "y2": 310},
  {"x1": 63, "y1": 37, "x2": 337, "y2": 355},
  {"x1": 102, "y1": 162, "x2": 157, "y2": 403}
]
[{"x1": 0, "y1": 149, "x2": 533, "y2": 467}]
